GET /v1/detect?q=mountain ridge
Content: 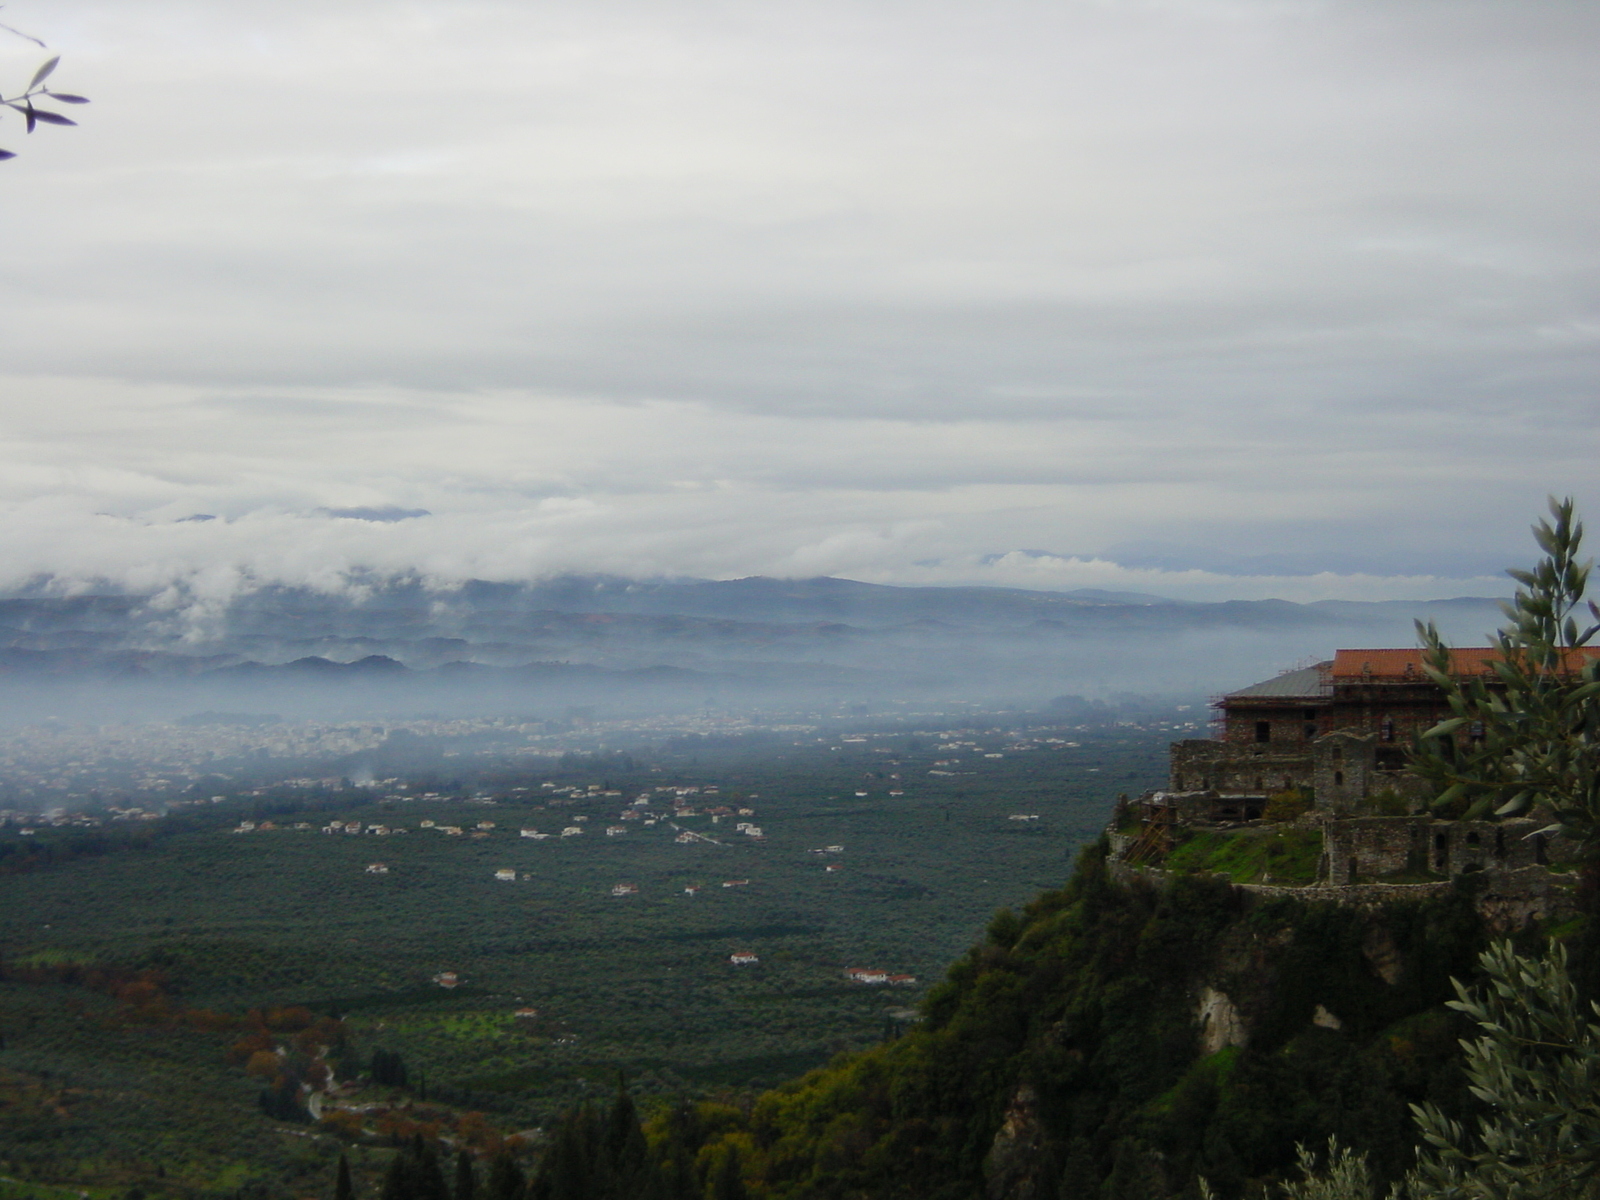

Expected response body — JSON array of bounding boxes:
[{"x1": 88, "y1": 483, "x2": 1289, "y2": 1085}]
[{"x1": 0, "y1": 575, "x2": 1513, "y2": 718}]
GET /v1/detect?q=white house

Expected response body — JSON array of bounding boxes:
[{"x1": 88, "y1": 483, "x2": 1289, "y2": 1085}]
[{"x1": 845, "y1": 967, "x2": 889, "y2": 985}]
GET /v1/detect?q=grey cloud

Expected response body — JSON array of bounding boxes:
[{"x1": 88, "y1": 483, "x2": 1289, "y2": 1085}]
[{"x1": 0, "y1": 0, "x2": 1595, "y2": 596}]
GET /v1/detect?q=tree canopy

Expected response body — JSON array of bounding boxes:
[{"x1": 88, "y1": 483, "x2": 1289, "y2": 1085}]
[
  {"x1": 1289, "y1": 939, "x2": 1600, "y2": 1199},
  {"x1": 1413, "y1": 497, "x2": 1600, "y2": 848}
]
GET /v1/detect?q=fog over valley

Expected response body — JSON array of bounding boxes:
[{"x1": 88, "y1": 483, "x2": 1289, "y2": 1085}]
[{"x1": 0, "y1": 574, "x2": 1508, "y2": 722}]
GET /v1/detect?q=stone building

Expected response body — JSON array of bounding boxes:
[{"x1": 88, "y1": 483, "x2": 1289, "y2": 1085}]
[
  {"x1": 1170, "y1": 647, "x2": 1600, "y2": 813},
  {"x1": 1109, "y1": 649, "x2": 1586, "y2": 914},
  {"x1": 1218, "y1": 647, "x2": 1600, "y2": 750}
]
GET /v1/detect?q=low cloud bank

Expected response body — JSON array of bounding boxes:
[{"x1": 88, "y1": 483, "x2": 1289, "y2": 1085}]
[
  {"x1": 0, "y1": 378, "x2": 1525, "y2": 608},
  {"x1": 0, "y1": 505, "x2": 1509, "y2": 610}
]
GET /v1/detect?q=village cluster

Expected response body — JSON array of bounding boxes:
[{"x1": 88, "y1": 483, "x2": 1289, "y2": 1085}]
[
  {"x1": 0, "y1": 708, "x2": 887, "y2": 807},
  {"x1": 427, "y1": 942, "x2": 918, "y2": 992},
  {"x1": 0, "y1": 708, "x2": 1188, "y2": 826},
  {"x1": 0, "y1": 802, "x2": 167, "y2": 835},
  {"x1": 218, "y1": 779, "x2": 861, "y2": 901}
]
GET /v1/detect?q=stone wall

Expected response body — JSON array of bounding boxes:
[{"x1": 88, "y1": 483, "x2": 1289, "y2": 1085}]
[
  {"x1": 1169, "y1": 732, "x2": 1423, "y2": 810},
  {"x1": 1109, "y1": 856, "x2": 1573, "y2": 933},
  {"x1": 1238, "y1": 879, "x2": 1454, "y2": 905},
  {"x1": 1168, "y1": 739, "x2": 1313, "y2": 796},
  {"x1": 1217, "y1": 702, "x2": 1329, "y2": 748},
  {"x1": 1322, "y1": 816, "x2": 1577, "y2": 883}
]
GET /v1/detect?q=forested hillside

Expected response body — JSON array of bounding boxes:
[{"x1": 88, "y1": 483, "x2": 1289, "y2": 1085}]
[{"x1": 531, "y1": 843, "x2": 1506, "y2": 1199}]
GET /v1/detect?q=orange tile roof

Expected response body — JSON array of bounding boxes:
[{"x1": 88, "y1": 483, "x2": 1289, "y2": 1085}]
[{"x1": 1330, "y1": 647, "x2": 1600, "y2": 680}]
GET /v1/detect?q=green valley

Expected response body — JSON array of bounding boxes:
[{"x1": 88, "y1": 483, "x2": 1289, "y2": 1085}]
[{"x1": 0, "y1": 720, "x2": 1173, "y2": 1195}]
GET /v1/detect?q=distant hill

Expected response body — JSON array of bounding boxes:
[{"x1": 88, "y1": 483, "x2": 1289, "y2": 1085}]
[{"x1": 0, "y1": 576, "x2": 1509, "y2": 721}]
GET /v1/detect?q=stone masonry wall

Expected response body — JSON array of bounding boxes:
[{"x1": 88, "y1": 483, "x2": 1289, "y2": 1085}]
[
  {"x1": 1169, "y1": 739, "x2": 1313, "y2": 795},
  {"x1": 1170, "y1": 733, "x2": 1424, "y2": 808},
  {"x1": 1321, "y1": 816, "x2": 1577, "y2": 884},
  {"x1": 1109, "y1": 856, "x2": 1573, "y2": 933}
]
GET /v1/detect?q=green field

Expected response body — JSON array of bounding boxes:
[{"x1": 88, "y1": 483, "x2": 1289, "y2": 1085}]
[{"x1": 0, "y1": 722, "x2": 1171, "y2": 1194}]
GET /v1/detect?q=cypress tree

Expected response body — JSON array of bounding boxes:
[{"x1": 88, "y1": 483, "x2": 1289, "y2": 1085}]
[
  {"x1": 653, "y1": 1101, "x2": 703, "y2": 1200},
  {"x1": 414, "y1": 1138, "x2": 450, "y2": 1200},
  {"x1": 604, "y1": 1082, "x2": 649, "y2": 1195},
  {"x1": 531, "y1": 1104, "x2": 597, "y2": 1200},
  {"x1": 485, "y1": 1152, "x2": 524, "y2": 1200},
  {"x1": 709, "y1": 1147, "x2": 748, "y2": 1200},
  {"x1": 372, "y1": 1049, "x2": 410, "y2": 1089},
  {"x1": 380, "y1": 1149, "x2": 413, "y2": 1200},
  {"x1": 454, "y1": 1150, "x2": 476, "y2": 1200},
  {"x1": 381, "y1": 1135, "x2": 451, "y2": 1200},
  {"x1": 336, "y1": 1154, "x2": 353, "y2": 1200}
]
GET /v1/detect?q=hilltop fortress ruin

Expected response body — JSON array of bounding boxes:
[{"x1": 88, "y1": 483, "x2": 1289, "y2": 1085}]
[{"x1": 1108, "y1": 648, "x2": 1582, "y2": 927}]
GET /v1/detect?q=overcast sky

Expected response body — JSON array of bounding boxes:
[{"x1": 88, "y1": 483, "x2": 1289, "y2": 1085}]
[{"x1": 0, "y1": 0, "x2": 1596, "y2": 604}]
